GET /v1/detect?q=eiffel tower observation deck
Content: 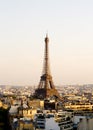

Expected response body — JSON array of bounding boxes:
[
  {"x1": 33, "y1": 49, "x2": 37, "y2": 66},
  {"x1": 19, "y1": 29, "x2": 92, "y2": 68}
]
[{"x1": 34, "y1": 35, "x2": 60, "y2": 99}]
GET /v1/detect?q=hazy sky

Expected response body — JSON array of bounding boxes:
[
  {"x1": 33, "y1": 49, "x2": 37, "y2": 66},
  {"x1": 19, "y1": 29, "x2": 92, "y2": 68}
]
[{"x1": 0, "y1": 0, "x2": 93, "y2": 85}]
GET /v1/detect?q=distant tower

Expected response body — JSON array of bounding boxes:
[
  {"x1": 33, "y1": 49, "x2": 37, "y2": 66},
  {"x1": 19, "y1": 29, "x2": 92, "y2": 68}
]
[{"x1": 34, "y1": 35, "x2": 60, "y2": 99}]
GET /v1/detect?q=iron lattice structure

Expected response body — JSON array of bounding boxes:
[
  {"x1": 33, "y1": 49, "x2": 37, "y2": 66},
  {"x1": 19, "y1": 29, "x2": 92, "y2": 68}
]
[{"x1": 34, "y1": 35, "x2": 60, "y2": 99}]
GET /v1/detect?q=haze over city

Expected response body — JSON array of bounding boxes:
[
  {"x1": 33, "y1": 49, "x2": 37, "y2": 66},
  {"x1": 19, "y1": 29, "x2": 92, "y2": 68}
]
[{"x1": 0, "y1": 0, "x2": 93, "y2": 85}]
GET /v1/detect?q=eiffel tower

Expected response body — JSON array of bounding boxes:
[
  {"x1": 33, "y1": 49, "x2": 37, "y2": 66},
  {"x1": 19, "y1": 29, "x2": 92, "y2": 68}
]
[{"x1": 34, "y1": 34, "x2": 60, "y2": 99}]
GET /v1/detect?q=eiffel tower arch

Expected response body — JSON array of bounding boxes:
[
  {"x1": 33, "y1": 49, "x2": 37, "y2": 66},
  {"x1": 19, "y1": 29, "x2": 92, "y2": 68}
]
[{"x1": 34, "y1": 35, "x2": 60, "y2": 99}]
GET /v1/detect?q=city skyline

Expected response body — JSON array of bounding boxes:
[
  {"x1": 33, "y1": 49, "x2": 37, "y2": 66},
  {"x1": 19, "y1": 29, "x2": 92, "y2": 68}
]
[{"x1": 0, "y1": 0, "x2": 93, "y2": 85}]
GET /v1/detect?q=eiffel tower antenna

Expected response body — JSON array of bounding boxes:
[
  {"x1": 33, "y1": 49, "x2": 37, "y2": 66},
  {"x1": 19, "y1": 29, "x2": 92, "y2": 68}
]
[{"x1": 34, "y1": 35, "x2": 60, "y2": 99}]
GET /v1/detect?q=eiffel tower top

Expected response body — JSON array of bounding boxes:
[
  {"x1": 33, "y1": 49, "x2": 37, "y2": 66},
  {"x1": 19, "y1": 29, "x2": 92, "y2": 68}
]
[
  {"x1": 43, "y1": 33, "x2": 50, "y2": 75},
  {"x1": 45, "y1": 34, "x2": 49, "y2": 43}
]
